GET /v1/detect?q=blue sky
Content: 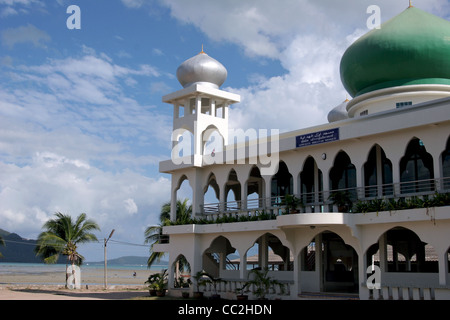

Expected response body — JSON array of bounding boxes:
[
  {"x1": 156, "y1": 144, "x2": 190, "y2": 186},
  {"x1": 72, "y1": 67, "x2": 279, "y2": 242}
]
[{"x1": 1, "y1": 0, "x2": 449, "y2": 261}]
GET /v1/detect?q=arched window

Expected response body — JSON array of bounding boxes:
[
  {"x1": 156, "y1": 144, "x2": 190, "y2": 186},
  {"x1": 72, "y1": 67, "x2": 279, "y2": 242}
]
[
  {"x1": 364, "y1": 145, "x2": 393, "y2": 197},
  {"x1": 400, "y1": 138, "x2": 434, "y2": 193},
  {"x1": 203, "y1": 173, "x2": 220, "y2": 213},
  {"x1": 442, "y1": 136, "x2": 450, "y2": 190},
  {"x1": 271, "y1": 161, "x2": 293, "y2": 205},
  {"x1": 247, "y1": 166, "x2": 264, "y2": 209},
  {"x1": 330, "y1": 151, "x2": 356, "y2": 192},
  {"x1": 225, "y1": 169, "x2": 241, "y2": 211},
  {"x1": 300, "y1": 157, "x2": 323, "y2": 204}
]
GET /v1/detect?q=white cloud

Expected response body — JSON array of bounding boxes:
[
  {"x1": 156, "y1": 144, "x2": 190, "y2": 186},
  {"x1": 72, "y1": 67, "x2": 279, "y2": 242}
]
[
  {"x1": 157, "y1": 0, "x2": 450, "y2": 131},
  {"x1": 120, "y1": 0, "x2": 145, "y2": 9},
  {"x1": 1, "y1": 24, "x2": 50, "y2": 49},
  {"x1": 0, "y1": 153, "x2": 170, "y2": 239},
  {"x1": 0, "y1": 48, "x2": 173, "y2": 250}
]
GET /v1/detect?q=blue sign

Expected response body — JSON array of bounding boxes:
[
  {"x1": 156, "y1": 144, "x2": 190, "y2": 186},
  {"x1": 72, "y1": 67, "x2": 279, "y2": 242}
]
[{"x1": 296, "y1": 128, "x2": 340, "y2": 148}]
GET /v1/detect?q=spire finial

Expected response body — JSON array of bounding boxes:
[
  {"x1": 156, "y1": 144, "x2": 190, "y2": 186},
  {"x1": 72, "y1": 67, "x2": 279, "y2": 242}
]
[
  {"x1": 199, "y1": 44, "x2": 205, "y2": 54},
  {"x1": 409, "y1": 0, "x2": 413, "y2": 8}
]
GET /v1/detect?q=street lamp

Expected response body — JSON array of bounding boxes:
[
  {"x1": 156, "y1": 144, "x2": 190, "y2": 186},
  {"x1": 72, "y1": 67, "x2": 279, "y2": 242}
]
[{"x1": 104, "y1": 229, "x2": 115, "y2": 290}]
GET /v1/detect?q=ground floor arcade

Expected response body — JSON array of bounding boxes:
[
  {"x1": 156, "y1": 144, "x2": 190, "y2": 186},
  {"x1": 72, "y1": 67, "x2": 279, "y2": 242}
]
[{"x1": 156, "y1": 207, "x2": 450, "y2": 300}]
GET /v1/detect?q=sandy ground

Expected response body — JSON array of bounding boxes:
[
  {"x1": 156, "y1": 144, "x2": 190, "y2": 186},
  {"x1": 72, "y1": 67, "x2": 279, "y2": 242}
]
[{"x1": 0, "y1": 267, "x2": 157, "y2": 300}]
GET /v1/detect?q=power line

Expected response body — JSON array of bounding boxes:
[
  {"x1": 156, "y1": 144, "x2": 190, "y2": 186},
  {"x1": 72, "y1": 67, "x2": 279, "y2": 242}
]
[
  {"x1": 109, "y1": 239, "x2": 150, "y2": 248},
  {"x1": 1, "y1": 238, "x2": 150, "y2": 249}
]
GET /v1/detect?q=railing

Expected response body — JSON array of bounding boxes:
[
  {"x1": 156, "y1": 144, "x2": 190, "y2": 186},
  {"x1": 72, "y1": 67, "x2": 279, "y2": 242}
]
[
  {"x1": 199, "y1": 279, "x2": 293, "y2": 299},
  {"x1": 199, "y1": 177, "x2": 450, "y2": 218},
  {"x1": 369, "y1": 286, "x2": 435, "y2": 300}
]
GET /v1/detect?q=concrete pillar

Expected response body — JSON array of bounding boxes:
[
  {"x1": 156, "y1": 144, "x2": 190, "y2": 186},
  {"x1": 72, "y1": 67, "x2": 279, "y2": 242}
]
[
  {"x1": 259, "y1": 234, "x2": 269, "y2": 270},
  {"x1": 438, "y1": 251, "x2": 448, "y2": 286},
  {"x1": 379, "y1": 233, "x2": 388, "y2": 273}
]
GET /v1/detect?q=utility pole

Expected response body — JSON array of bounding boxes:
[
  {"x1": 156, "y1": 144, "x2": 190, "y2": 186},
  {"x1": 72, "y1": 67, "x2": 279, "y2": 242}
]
[{"x1": 104, "y1": 229, "x2": 115, "y2": 290}]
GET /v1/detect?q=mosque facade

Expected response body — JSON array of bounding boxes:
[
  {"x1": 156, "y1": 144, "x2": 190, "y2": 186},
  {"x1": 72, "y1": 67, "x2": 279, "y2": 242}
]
[{"x1": 155, "y1": 6, "x2": 450, "y2": 300}]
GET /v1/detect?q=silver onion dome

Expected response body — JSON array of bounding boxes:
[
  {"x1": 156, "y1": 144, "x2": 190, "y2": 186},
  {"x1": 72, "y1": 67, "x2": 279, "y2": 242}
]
[
  {"x1": 176, "y1": 50, "x2": 228, "y2": 89},
  {"x1": 328, "y1": 99, "x2": 349, "y2": 123}
]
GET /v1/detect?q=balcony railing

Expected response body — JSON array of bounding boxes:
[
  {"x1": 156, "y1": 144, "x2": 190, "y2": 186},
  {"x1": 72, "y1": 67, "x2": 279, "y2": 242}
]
[{"x1": 199, "y1": 177, "x2": 450, "y2": 220}]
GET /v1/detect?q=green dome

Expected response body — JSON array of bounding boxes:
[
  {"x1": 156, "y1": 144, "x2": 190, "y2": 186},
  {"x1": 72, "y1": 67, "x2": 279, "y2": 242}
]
[{"x1": 340, "y1": 7, "x2": 450, "y2": 97}]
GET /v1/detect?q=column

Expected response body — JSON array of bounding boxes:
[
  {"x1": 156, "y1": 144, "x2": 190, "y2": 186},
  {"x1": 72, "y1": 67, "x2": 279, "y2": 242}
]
[
  {"x1": 241, "y1": 181, "x2": 247, "y2": 211},
  {"x1": 376, "y1": 145, "x2": 383, "y2": 197},
  {"x1": 438, "y1": 250, "x2": 448, "y2": 286},
  {"x1": 264, "y1": 176, "x2": 272, "y2": 211},
  {"x1": 259, "y1": 235, "x2": 269, "y2": 270},
  {"x1": 211, "y1": 100, "x2": 216, "y2": 117},
  {"x1": 379, "y1": 233, "x2": 388, "y2": 273}
]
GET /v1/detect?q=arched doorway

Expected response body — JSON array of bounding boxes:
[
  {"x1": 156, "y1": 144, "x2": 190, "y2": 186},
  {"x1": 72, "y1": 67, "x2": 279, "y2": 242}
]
[
  {"x1": 318, "y1": 231, "x2": 359, "y2": 293},
  {"x1": 367, "y1": 227, "x2": 439, "y2": 273},
  {"x1": 203, "y1": 236, "x2": 237, "y2": 278},
  {"x1": 247, "y1": 233, "x2": 292, "y2": 271},
  {"x1": 171, "y1": 254, "x2": 191, "y2": 289}
]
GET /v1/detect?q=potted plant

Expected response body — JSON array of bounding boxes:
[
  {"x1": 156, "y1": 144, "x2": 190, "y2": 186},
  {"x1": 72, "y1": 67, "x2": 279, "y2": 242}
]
[
  {"x1": 145, "y1": 273, "x2": 159, "y2": 296},
  {"x1": 201, "y1": 272, "x2": 226, "y2": 299},
  {"x1": 245, "y1": 268, "x2": 285, "y2": 300},
  {"x1": 235, "y1": 284, "x2": 249, "y2": 300},
  {"x1": 282, "y1": 194, "x2": 302, "y2": 214},
  {"x1": 328, "y1": 190, "x2": 353, "y2": 213},
  {"x1": 193, "y1": 271, "x2": 209, "y2": 299},
  {"x1": 145, "y1": 269, "x2": 168, "y2": 297}
]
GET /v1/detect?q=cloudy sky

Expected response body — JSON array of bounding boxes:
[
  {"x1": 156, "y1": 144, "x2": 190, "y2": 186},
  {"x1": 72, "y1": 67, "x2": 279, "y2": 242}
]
[{"x1": 1, "y1": 0, "x2": 449, "y2": 261}]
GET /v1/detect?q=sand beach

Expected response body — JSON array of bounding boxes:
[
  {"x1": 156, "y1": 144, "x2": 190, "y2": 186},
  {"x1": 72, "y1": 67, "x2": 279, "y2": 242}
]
[{"x1": 0, "y1": 264, "x2": 158, "y2": 300}]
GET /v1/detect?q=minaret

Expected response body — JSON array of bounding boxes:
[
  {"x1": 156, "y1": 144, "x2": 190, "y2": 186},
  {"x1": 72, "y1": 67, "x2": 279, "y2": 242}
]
[{"x1": 163, "y1": 49, "x2": 240, "y2": 167}]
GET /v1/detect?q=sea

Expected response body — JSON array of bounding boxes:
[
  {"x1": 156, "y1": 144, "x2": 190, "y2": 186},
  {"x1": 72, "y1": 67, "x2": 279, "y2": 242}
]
[{"x1": 0, "y1": 262, "x2": 169, "y2": 285}]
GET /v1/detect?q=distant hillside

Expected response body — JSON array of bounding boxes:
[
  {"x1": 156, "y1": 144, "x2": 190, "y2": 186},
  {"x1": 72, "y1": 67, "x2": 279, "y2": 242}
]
[
  {"x1": 87, "y1": 256, "x2": 167, "y2": 266},
  {"x1": 0, "y1": 230, "x2": 64, "y2": 264},
  {"x1": 0, "y1": 230, "x2": 167, "y2": 266}
]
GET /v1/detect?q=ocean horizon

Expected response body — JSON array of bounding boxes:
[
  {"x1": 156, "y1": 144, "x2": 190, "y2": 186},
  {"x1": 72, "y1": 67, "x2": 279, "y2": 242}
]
[{"x1": 0, "y1": 262, "x2": 169, "y2": 274}]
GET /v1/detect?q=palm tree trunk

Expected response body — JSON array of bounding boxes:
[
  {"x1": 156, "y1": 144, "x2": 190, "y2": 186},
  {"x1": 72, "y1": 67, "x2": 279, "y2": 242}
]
[{"x1": 65, "y1": 260, "x2": 69, "y2": 289}]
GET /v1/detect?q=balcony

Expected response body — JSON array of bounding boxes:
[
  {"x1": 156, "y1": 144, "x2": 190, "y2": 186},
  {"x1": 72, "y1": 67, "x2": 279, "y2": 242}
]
[{"x1": 197, "y1": 177, "x2": 450, "y2": 222}]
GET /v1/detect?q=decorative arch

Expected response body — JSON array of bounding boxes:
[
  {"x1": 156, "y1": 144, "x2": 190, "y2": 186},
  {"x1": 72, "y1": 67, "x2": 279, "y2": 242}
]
[
  {"x1": 300, "y1": 156, "x2": 323, "y2": 204},
  {"x1": 400, "y1": 137, "x2": 434, "y2": 193},
  {"x1": 441, "y1": 135, "x2": 450, "y2": 189},
  {"x1": 202, "y1": 125, "x2": 225, "y2": 156},
  {"x1": 204, "y1": 172, "x2": 220, "y2": 204},
  {"x1": 271, "y1": 161, "x2": 293, "y2": 202},
  {"x1": 363, "y1": 144, "x2": 393, "y2": 197},
  {"x1": 225, "y1": 169, "x2": 241, "y2": 210},
  {"x1": 300, "y1": 230, "x2": 359, "y2": 293},
  {"x1": 246, "y1": 233, "x2": 293, "y2": 271},
  {"x1": 203, "y1": 235, "x2": 238, "y2": 277},
  {"x1": 365, "y1": 226, "x2": 439, "y2": 273},
  {"x1": 330, "y1": 151, "x2": 356, "y2": 189},
  {"x1": 171, "y1": 254, "x2": 192, "y2": 289},
  {"x1": 246, "y1": 166, "x2": 265, "y2": 209}
]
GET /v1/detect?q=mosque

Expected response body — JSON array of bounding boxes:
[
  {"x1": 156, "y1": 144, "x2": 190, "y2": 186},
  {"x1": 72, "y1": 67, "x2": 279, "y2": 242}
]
[{"x1": 155, "y1": 5, "x2": 450, "y2": 300}]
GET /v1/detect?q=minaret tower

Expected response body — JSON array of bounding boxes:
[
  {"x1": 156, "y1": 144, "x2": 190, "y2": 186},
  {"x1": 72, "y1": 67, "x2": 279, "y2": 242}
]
[{"x1": 163, "y1": 48, "x2": 240, "y2": 167}]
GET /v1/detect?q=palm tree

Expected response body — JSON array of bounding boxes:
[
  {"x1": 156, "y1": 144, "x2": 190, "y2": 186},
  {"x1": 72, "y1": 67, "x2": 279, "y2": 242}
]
[
  {"x1": 35, "y1": 212, "x2": 100, "y2": 288},
  {"x1": 0, "y1": 236, "x2": 5, "y2": 258},
  {"x1": 145, "y1": 199, "x2": 192, "y2": 268}
]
